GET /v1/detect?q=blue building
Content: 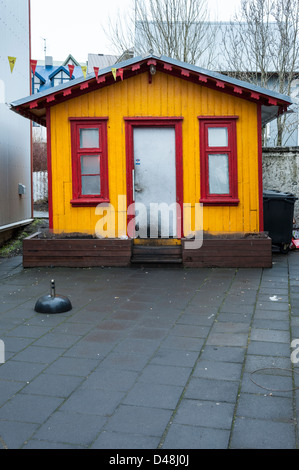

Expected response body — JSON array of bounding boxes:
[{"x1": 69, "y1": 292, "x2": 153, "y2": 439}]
[{"x1": 32, "y1": 54, "x2": 84, "y2": 95}]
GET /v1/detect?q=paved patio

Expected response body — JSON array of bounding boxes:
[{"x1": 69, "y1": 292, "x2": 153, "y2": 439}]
[{"x1": 0, "y1": 251, "x2": 299, "y2": 449}]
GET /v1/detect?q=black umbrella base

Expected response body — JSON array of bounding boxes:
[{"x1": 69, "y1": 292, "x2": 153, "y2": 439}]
[{"x1": 35, "y1": 294, "x2": 72, "y2": 314}]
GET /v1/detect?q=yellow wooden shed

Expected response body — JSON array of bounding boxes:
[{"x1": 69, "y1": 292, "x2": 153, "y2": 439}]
[{"x1": 11, "y1": 54, "x2": 292, "y2": 268}]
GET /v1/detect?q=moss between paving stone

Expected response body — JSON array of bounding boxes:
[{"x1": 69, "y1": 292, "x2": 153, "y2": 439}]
[{"x1": 0, "y1": 219, "x2": 49, "y2": 258}]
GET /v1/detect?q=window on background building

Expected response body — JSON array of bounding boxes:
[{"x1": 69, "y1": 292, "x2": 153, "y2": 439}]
[
  {"x1": 70, "y1": 119, "x2": 109, "y2": 206},
  {"x1": 52, "y1": 70, "x2": 70, "y2": 87},
  {"x1": 198, "y1": 116, "x2": 239, "y2": 205},
  {"x1": 33, "y1": 76, "x2": 42, "y2": 94}
]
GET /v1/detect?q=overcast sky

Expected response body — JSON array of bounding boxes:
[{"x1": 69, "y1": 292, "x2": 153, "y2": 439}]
[{"x1": 31, "y1": 0, "x2": 242, "y2": 62}]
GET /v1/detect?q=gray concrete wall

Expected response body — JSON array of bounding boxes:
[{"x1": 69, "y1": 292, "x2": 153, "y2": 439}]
[{"x1": 262, "y1": 147, "x2": 299, "y2": 222}]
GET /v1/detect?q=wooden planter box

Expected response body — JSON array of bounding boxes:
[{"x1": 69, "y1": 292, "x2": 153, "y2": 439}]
[
  {"x1": 182, "y1": 234, "x2": 272, "y2": 268},
  {"x1": 23, "y1": 233, "x2": 133, "y2": 268},
  {"x1": 23, "y1": 232, "x2": 272, "y2": 268}
]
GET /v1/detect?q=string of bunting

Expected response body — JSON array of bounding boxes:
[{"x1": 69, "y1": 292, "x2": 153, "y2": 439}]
[
  {"x1": 111, "y1": 67, "x2": 124, "y2": 81},
  {"x1": 8, "y1": 56, "x2": 17, "y2": 73},
  {"x1": 68, "y1": 64, "x2": 75, "y2": 79},
  {"x1": 8, "y1": 57, "x2": 125, "y2": 85}
]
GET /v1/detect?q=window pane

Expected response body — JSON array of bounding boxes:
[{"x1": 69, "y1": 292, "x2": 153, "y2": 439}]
[
  {"x1": 81, "y1": 155, "x2": 100, "y2": 175},
  {"x1": 80, "y1": 128, "x2": 99, "y2": 148},
  {"x1": 208, "y1": 154, "x2": 229, "y2": 194},
  {"x1": 81, "y1": 175, "x2": 101, "y2": 195},
  {"x1": 208, "y1": 127, "x2": 228, "y2": 147}
]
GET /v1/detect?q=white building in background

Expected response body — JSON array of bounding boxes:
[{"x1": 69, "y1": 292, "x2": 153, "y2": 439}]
[{"x1": 0, "y1": 0, "x2": 32, "y2": 244}]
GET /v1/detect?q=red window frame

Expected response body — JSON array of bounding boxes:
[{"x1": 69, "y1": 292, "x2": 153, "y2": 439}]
[
  {"x1": 69, "y1": 118, "x2": 109, "y2": 206},
  {"x1": 198, "y1": 116, "x2": 239, "y2": 206}
]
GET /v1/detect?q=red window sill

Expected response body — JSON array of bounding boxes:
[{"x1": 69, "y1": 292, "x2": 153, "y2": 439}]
[
  {"x1": 200, "y1": 197, "x2": 239, "y2": 206},
  {"x1": 71, "y1": 198, "x2": 110, "y2": 207}
]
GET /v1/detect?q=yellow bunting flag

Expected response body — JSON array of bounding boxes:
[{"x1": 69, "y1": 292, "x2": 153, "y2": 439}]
[
  {"x1": 111, "y1": 68, "x2": 117, "y2": 81},
  {"x1": 8, "y1": 56, "x2": 17, "y2": 73},
  {"x1": 81, "y1": 65, "x2": 87, "y2": 79}
]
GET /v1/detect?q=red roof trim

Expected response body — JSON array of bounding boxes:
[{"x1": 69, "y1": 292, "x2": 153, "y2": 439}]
[
  {"x1": 198, "y1": 74, "x2": 208, "y2": 83},
  {"x1": 13, "y1": 57, "x2": 291, "y2": 124},
  {"x1": 181, "y1": 69, "x2": 190, "y2": 77},
  {"x1": 234, "y1": 86, "x2": 243, "y2": 94},
  {"x1": 29, "y1": 100, "x2": 38, "y2": 109},
  {"x1": 216, "y1": 80, "x2": 225, "y2": 88},
  {"x1": 251, "y1": 92, "x2": 260, "y2": 100}
]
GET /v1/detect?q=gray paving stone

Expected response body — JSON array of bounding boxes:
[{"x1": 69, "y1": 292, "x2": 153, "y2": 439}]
[
  {"x1": 21, "y1": 373, "x2": 83, "y2": 397},
  {"x1": 250, "y1": 328, "x2": 290, "y2": 343},
  {"x1": 44, "y1": 356, "x2": 99, "y2": 377},
  {"x1": 0, "y1": 379, "x2": 27, "y2": 406},
  {"x1": 184, "y1": 377, "x2": 239, "y2": 403},
  {"x1": 91, "y1": 431, "x2": 160, "y2": 449},
  {"x1": 244, "y1": 354, "x2": 292, "y2": 372},
  {"x1": 173, "y1": 399, "x2": 235, "y2": 430},
  {"x1": 160, "y1": 335, "x2": 205, "y2": 352},
  {"x1": 252, "y1": 319, "x2": 290, "y2": 330},
  {"x1": 169, "y1": 324, "x2": 210, "y2": 338},
  {"x1": 0, "y1": 360, "x2": 46, "y2": 382},
  {"x1": 105, "y1": 404, "x2": 172, "y2": 436},
  {"x1": 199, "y1": 345, "x2": 246, "y2": 363},
  {"x1": 236, "y1": 393, "x2": 294, "y2": 421},
  {"x1": 247, "y1": 340, "x2": 291, "y2": 357},
  {"x1": 206, "y1": 332, "x2": 248, "y2": 347},
  {"x1": 138, "y1": 364, "x2": 192, "y2": 386},
  {"x1": 59, "y1": 387, "x2": 125, "y2": 416},
  {"x1": 193, "y1": 360, "x2": 243, "y2": 381},
  {"x1": 0, "y1": 394, "x2": 63, "y2": 424},
  {"x1": 23, "y1": 439, "x2": 84, "y2": 449},
  {"x1": 230, "y1": 417, "x2": 295, "y2": 449},
  {"x1": 82, "y1": 367, "x2": 139, "y2": 391},
  {"x1": 123, "y1": 382, "x2": 183, "y2": 409},
  {"x1": 12, "y1": 346, "x2": 65, "y2": 364},
  {"x1": 240, "y1": 372, "x2": 293, "y2": 397},
  {"x1": 33, "y1": 410, "x2": 106, "y2": 446},
  {"x1": 162, "y1": 423, "x2": 230, "y2": 449},
  {"x1": 0, "y1": 420, "x2": 38, "y2": 449},
  {"x1": 151, "y1": 348, "x2": 199, "y2": 368}
]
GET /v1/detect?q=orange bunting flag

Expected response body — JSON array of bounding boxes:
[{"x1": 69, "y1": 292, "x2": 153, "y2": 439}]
[
  {"x1": 68, "y1": 64, "x2": 75, "y2": 79},
  {"x1": 81, "y1": 65, "x2": 87, "y2": 79},
  {"x1": 30, "y1": 59, "x2": 37, "y2": 75},
  {"x1": 111, "y1": 68, "x2": 117, "y2": 81},
  {"x1": 94, "y1": 66, "x2": 99, "y2": 79},
  {"x1": 118, "y1": 68, "x2": 124, "y2": 81},
  {"x1": 8, "y1": 56, "x2": 17, "y2": 73}
]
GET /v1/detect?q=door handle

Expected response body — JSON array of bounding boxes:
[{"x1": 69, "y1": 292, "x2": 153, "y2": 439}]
[{"x1": 132, "y1": 169, "x2": 135, "y2": 201}]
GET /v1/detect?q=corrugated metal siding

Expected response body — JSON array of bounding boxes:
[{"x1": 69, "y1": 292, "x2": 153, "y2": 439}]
[
  {"x1": 87, "y1": 54, "x2": 118, "y2": 74},
  {"x1": 0, "y1": 0, "x2": 31, "y2": 228},
  {"x1": 50, "y1": 70, "x2": 260, "y2": 235}
]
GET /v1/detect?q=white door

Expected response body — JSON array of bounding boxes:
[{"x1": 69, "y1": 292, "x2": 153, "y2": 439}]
[{"x1": 133, "y1": 127, "x2": 177, "y2": 238}]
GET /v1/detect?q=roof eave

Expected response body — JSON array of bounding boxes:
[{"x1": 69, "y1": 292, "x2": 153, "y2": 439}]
[{"x1": 10, "y1": 54, "x2": 292, "y2": 126}]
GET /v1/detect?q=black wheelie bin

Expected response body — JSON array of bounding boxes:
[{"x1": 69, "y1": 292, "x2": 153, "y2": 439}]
[{"x1": 263, "y1": 190, "x2": 297, "y2": 253}]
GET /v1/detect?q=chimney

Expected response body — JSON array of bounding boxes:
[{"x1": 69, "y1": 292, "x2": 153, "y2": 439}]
[{"x1": 45, "y1": 56, "x2": 53, "y2": 68}]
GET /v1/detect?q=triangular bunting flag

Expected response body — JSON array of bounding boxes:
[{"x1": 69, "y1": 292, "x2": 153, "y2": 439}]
[
  {"x1": 68, "y1": 64, "x2": 75, "y2": 79},
  {"x1": 94, "y1": 66, "x2": 99, "y2": 79},
  {"x1": 8, "y1": 56, "x2": 17, "y2": 73},
  {"x1": 118, "y1": 68, "x2": 124, "y2": 81},
  {"x1": 111, "y1": 68, "x2": 117, "y2": 81},
  {"x1": 81, "y1": 65, "x2": 87, "y2": 79},
  {"x1": 30, "y1": 59, "x2": 37, "y2": 75}
]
